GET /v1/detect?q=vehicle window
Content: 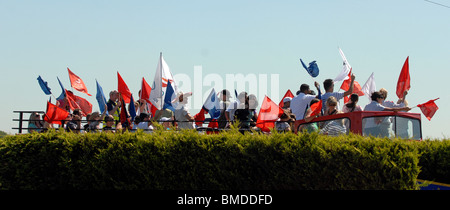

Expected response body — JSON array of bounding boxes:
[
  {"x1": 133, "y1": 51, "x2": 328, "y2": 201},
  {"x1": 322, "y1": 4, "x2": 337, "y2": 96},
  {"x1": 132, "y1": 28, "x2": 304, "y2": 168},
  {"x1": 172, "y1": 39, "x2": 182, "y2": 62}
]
[
  {"x1": 362, "y1": 116, "x2": 395, "y2": 138},
  {"x1": 395, "y1": 117, "x2": 421, "y2": 140},
  {"x1": 298, "y1": 118, "x2": 350, "y2": 136}
]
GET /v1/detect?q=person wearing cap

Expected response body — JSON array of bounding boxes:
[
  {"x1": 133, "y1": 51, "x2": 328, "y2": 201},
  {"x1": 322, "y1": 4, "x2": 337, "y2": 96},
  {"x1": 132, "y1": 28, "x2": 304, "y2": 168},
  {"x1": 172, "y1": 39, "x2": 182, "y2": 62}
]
[
  {"x1": 173, "y1": 91, "x2": 195, "y2": 130},
  {"x1": 160, "y1": 117, "x2": 172, "y2": 130},
  {"x1": 290, "y1": 82, "x2": 321, "y2": 120},
  {"x1": 282, "y1": 97, "x2": 292, "y2": 111}
]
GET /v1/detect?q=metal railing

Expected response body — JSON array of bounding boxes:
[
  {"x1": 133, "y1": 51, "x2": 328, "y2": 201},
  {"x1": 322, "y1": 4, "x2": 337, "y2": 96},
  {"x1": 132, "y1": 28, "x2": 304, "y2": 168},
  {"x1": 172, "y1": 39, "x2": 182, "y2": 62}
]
[{"x1": 12, "y1": 111, "x2": 264, "y2": 134}]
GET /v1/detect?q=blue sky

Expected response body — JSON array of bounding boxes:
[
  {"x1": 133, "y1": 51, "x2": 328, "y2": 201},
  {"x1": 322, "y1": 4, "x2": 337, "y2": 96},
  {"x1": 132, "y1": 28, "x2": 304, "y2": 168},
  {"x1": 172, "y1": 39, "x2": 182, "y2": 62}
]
[{"x1": 1, "y1": 0, "x2": 449, "y2": 139}]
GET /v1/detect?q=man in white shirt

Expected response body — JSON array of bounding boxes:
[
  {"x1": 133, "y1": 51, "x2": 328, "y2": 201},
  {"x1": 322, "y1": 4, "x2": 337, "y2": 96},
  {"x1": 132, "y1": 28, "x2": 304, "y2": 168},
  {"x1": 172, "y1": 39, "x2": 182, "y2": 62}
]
[
  {"x1": 173, "y1": 92, "x2": 195, "y2": 130},
  {"x1": 290, "y1": 82, "x2": 321, "y2": 120},
  {"x1": 321, "y1": 74, "x2": 356, "y2": 112}
]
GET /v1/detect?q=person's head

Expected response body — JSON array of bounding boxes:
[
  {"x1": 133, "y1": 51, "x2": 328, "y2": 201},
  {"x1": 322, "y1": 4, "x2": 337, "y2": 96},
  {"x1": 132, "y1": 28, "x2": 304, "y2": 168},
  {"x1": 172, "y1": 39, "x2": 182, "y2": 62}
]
[
  {"x1": 90, "y1": 112, "x2": 101, "y2": 121},
  {"x1": 379, "y1": 88, "x2": 388, "y2": 100},
  {"x1": 29, "y1": 112, "x2": 42, "y2": 126},
  {"x1": 109, "y1": 90, "x2": 119, "y2": 101},
  {"x1": 283, "y1": 97, "x2": 292, "y2": 108},
  {"x1": 323, "y1": 79, "x2": 334, "y2": 92},
  {"x1": 238, "y1": 91, "x2": 248, "y2": 103},
  {"x1": 72, "y1": 109, "x2": 82, "y2": 120},
  {"x1": 248, "y1": 94, "x2": 258, "y2": 110},
  {"x1": 139, "y1": 113, "x2": 150, "y2": 122},
  {"x1": 371, "y1": 91, "x2": 384, "y2": 103},
  {"x1": 104, "y1": 115, "x2": 115, "y2": 127},
  {"x1": 160, "y1": 117, "x2": 171, "y2": 130},
  {"x1": 300, "y1": 84, "x2": 310, "y2": 94},
  {"x1": 175, "y1": 91, "x2": 192, "y2": 104},
  {"x1": 310, "y1": 98, "x2": 320, "y2": 106},
  {"x1": 220, "y1": 89, "x2": 231, "y2": 101},
  {"x1": 326, "y1": 96, "x2": 338, "y2": 110},
  {"x1": 346, "y1": 93, "x2": 359, "y2": 108}
]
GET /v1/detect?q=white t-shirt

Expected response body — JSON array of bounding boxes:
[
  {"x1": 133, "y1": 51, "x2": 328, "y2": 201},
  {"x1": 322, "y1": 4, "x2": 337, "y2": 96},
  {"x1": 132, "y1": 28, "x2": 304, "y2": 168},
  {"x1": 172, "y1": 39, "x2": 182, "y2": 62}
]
[
  {"x1": 364, "y1": 101, "x2": 387, "y2": 128},
  {"x1": 174, "y1": 105, "x2": 194, "y2": 129},
  {"x1": 290, "y1": 93, "x2": 316, "y2": 120},
  {"x1": 136, "y1": 121, "x2": 154, "y2": 131}
]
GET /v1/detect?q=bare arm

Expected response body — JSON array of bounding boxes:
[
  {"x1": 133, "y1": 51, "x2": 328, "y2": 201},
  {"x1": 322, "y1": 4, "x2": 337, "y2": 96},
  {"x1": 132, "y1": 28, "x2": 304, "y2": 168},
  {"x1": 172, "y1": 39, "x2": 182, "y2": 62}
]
[{"x1": 343, "y1": 73, "x2": 356, "y2": 97}]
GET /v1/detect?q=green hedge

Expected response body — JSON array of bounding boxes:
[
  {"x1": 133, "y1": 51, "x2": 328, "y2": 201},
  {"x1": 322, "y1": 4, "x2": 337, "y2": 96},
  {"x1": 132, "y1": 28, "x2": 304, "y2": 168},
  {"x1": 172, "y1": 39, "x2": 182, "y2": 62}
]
[
  {"x1": 414, "y1": 140, "x2": 450, "y2": 184},
  {"x1": 0, "y1": 128, "x2": 422, "y2": 190}
]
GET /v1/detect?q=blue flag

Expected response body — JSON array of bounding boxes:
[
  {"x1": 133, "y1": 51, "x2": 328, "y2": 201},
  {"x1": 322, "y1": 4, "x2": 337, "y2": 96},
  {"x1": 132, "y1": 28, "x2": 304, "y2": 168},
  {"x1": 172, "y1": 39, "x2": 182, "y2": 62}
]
[
  {"x1": 163, "y1": 80, "x2": 176, "y2": 111},
  {"x1": 96, "y1": 80, "x2": 107, "y2": 114},
  {"x1": 37, "y1": 75, "x2": 52, "y2": 95},
  {"x1": 202, "y1": 88, "x2": 221, "y2": 119},
  {"x1": 300, "y1": 59, "x2": 320, "y2": 78},
  {"x1": 129, "y1": 94, "x2": 137, "y2": 121},
  {"x1": 56, "y1": 77, "x2": 66, "y2": 101}
]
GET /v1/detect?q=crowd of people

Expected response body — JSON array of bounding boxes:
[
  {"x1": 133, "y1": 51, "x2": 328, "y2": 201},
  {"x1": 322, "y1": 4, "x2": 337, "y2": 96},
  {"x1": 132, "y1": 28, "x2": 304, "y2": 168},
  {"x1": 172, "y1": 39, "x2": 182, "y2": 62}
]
[{"x1": 28, "y1": 74, "x2": 411, "y2": 136}]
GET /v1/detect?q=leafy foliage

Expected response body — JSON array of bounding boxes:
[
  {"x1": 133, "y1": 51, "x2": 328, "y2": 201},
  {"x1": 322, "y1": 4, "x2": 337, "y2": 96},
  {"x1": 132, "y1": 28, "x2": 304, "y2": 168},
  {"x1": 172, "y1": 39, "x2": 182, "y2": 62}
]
[{"x1": 0, "y1": 129, "x2": 425, "y2": 190}]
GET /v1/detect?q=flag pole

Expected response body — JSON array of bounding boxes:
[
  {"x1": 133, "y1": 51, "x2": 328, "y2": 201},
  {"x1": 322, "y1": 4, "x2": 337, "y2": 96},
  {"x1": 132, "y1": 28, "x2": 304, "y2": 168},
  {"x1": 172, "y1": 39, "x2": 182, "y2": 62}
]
[{"x1": 160, "y1": 52, "x2": 163, "y2": 110}]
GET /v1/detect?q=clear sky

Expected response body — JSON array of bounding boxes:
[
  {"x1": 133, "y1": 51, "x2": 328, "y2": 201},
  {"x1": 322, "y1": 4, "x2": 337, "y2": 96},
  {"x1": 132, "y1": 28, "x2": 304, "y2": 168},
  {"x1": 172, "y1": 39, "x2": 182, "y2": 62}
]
[{"x1": 1, "y1": 0, "x2": 449, "y2": 139}]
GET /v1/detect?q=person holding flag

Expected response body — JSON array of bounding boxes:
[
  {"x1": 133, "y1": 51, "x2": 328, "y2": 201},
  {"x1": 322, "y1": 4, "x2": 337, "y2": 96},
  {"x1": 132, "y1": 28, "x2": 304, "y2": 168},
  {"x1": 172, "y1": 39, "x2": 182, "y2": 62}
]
[
  {"x1": 290, "y1": 82, "x2": 321, "y2": 120},
  {"x1": 363, "y1": 91, "x2": 412, "y2": 137},
  {"x1": 322, "y1": 74, "x2": 355, "y2": 112},
  {"x1": 173, "y1": 91, "x2": 195, "y2": 130}
]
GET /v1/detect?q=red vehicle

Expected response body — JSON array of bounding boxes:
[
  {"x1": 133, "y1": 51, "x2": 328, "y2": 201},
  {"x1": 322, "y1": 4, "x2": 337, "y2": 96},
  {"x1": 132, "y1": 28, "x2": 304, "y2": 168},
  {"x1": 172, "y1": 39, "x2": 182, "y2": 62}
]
[{"x1": 293, "y1": 111, "x2": 422, "y2": 140}]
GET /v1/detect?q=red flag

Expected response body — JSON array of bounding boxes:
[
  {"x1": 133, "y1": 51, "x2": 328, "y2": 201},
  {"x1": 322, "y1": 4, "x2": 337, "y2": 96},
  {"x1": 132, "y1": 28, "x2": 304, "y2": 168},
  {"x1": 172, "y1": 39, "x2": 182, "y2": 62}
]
[
  {"x1": 340, "y1": 69, "x2": 364, "y2": 98},
  {"x1": 117, "y1": 72, "x2": 132, "y2": 104},
  {"x1": 206, "y1": 119, "x2": 219, "y2": 134},
  {"x1": 67, "y1": 68, "x2": 91, "y2": 96},
  {"x1": 396, "y1": 56, "x2": 410, "y2": 99},
  {"x1": 140, "y1": 77, "x2": 152, "y2": 104},
  {"x1": 279, "y1": 89, "x2": 295, "y2": 107},
  {"x1": 120, "y1": 98, "x2": 131, "y2": 129},
  {"x1": 417, "y1": 98, "x2": 439, "y2": 121},
  {"x1": 44, "y1": 101, "x2": 69, "y2": 125},
  {"x1": 65, "y1": 90, "x2": 92, "y2": 116},
  {"x1": 193, "y1": 108, "x2": 207, "y2": 127},
  {"x1": 256, "y1": 96, "x2": 284, "y2": 132},
  {"x1": 310, "y1": 100, "x2": 322, "y2": 117}
]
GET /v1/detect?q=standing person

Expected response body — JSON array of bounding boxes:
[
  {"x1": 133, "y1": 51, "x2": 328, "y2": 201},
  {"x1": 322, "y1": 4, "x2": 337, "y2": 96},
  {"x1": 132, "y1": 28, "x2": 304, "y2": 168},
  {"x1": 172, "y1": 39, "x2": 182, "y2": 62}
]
[
  {"x1": 342, "y1": 93, "x2": 363, "y2": 113},
  {"x1": 107, "y1": 90, "x2": 121, "y2": 125},
  {"x1": 225, "y1": 91, "x2": 248, "y2": 127},
  {"x1": 290, "y1": 82, "x2": 321, "y2": 120},
  {"x1": 321, "y1": 74, "x2": 355, "y2": 112},
  {"x1": 379, "y1": 88, "x2": 408, "y2": 108},
  {"x1": 363, "y1": 91, "x2": 411, "y2": 137},
  {"x1": 173, "y1": 92, "x2": 195, "y2": 130},
  {"x1": 217, "y1": 89, "x2": 231, "y2": 129}
]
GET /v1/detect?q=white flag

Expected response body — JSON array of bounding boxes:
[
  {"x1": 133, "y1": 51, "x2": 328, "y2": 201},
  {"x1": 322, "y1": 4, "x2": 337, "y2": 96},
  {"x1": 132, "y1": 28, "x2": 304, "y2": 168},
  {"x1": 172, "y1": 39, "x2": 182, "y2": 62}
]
[
  {"x1": 362, "y1": 72, "x2": 376, "y2": 100},
  {"x1": 149, "y1": 52, "x2": 178, "y2": 110},
  {"x1": 334, "y1": 48, "x2": 352, "y2": 82}
]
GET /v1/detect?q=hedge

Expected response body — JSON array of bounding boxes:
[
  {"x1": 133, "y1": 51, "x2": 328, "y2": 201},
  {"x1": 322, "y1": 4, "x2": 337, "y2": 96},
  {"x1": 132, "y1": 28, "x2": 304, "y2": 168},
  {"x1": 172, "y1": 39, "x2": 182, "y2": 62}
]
[
  {"x1": 0, "y1": 128, "x2": 422, "y2": 190},
  {"x1": 413, "y1": 140, "x2": 450, "y2": 184}
]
